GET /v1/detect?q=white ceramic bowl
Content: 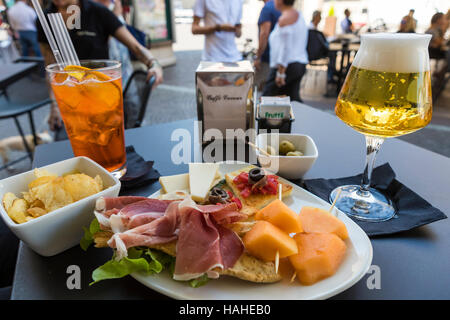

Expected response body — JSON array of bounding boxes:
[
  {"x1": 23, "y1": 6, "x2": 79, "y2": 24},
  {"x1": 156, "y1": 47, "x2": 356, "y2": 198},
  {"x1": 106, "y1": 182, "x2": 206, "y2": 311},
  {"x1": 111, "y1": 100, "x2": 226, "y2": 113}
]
[
  {"x1": 0, "y1": 156, "x2": 120, "y2": 256},
  {"x1": 256, "y1": 133, "x2": 318, "y2": 180}
]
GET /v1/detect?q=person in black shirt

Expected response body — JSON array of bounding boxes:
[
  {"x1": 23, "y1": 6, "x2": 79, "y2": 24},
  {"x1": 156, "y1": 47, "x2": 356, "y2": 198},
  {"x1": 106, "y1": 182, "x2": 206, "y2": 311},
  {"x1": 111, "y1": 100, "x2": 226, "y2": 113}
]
[{"x1": 37, "y1": 0, "x2": 163, "y2": 131}]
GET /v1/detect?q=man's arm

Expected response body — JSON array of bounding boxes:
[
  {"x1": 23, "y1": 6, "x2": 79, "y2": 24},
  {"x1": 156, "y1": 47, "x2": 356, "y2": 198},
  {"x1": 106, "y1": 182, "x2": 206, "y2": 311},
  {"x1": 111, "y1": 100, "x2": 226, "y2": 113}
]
[
  {"x1": 256, "y1": 21, "x2": 271, "y2": 60},
  {"x1": 192, "y1": 16, "x2": 219, "y2": 35},
  {"x1": 235, "y1": 24, "x2": 242, "y2": 38},
  {"x1": 113, "y1": 25, "x2": 163, "y2": 88}
]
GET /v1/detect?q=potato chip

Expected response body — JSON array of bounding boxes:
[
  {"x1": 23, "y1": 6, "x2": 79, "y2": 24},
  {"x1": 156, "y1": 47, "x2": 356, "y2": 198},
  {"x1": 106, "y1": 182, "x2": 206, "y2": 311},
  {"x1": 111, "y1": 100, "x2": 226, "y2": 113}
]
[
  {"x1": 4, "y1": 168, "x2": 104, "y2": 224},
  {"x1": 31, "y1": 177, "x2": 74, "y2": 212},
  {"x1": 27, "y1": 207, "x2": 47, "y2": 217},
  {"x1": 34, "y1": 168, "x2": 57, "y2": 178},
  {"x1": 2, "y1": 192, "x2": 18, "y2": 212},
  {"x1": 94, "y1": 175, "x2": 103, "y2": 191},
  {"x1": 63, "y1": 173, "x2": 102, "y2": 202},
  {"x1": 28, "y1": 175, "x2": 56, "y2": 189},
  {"x1": 8, "y1": 199, "x2": 29, "y2": 224}
]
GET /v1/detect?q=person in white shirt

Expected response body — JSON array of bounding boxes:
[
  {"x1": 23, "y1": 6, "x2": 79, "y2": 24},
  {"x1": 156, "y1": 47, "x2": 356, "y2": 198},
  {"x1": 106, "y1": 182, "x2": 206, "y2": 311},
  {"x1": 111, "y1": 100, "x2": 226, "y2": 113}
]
[
  {"x1": 7, "y1": 0, "x2": 41, "y2": 57},
  {"x1": 192, "y1": 0, "x2": 243, "y2": 63},
  {"x1": 262, "y1": 0, "x2": 308, "y2": 102}
]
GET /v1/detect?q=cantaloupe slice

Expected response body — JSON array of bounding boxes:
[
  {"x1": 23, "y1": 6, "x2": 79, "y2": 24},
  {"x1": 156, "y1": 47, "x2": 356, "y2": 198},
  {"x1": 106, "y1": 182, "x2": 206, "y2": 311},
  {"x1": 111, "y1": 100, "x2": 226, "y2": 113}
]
[
  {"x1": 243, "y1": 221, "x2": 298, "y2": 262},
  {"x1": 255, "y1": 199, "x2": 303, "y2": 233},
  {"x1": 289, "y1": 233, "x2": 347, "y2": 285},
  {"x1": 299, "y1": 206, "x2": 349, "y2": 240}
]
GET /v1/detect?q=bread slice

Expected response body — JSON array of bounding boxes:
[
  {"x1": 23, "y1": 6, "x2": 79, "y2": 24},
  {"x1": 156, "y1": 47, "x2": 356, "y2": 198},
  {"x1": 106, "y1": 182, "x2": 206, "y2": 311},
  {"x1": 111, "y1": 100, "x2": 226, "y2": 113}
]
[
  {"x1": 93, "y1": 231, "x2": 281, "y2": 283},
  {"x1": 225, "y1": 165, "x2": 293, "y2": 213}
]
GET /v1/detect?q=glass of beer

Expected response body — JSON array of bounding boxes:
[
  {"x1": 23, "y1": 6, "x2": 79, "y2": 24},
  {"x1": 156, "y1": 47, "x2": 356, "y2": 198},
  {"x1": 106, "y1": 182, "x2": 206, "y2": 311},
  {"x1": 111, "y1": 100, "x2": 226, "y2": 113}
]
[
  {"x1": 47, "y1": 60, "x2": 127, "y2": 178},
  {"x1": 330, "y1": 33, "x2": 432, "y2": 221}
]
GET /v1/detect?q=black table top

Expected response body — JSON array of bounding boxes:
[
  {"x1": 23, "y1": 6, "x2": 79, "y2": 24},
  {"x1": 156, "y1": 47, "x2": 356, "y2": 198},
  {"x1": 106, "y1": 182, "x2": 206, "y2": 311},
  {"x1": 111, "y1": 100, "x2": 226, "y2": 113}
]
[
  {"x1": 0, "y1": 62, "x2": 38, "y2": 90},
  {"x1": 11, "y1": 103, "x2": 450, "y2": 299}
]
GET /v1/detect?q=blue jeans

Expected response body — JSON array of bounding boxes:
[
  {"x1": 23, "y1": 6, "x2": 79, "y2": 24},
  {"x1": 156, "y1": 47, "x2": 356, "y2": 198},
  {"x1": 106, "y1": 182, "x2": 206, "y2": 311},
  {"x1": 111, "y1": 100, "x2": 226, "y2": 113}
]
[{"x1": 18, "y1": 30, "x2": 41, "y2": 57}]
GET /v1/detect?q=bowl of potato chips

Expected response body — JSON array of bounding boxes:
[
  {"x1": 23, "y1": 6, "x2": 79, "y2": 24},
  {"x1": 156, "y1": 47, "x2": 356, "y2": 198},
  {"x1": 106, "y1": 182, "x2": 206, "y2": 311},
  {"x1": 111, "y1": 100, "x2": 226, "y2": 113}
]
[{"x1": 0, "y1": 156, "x2": 120, "y2": 256}]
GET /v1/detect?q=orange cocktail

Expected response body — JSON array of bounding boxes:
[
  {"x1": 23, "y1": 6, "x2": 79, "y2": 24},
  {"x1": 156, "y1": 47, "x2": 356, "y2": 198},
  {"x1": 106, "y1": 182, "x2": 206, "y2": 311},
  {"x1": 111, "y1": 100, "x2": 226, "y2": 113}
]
[{"x1": 47, "y1": 60, "x2": 126, "y2": 176}]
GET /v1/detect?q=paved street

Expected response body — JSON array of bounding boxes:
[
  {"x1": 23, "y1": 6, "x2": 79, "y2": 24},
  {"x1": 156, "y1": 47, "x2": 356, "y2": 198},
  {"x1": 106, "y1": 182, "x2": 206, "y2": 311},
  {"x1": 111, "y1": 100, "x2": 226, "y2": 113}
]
[{"x1": 0, "y1": 22, "x2": 449, "y2": 180}]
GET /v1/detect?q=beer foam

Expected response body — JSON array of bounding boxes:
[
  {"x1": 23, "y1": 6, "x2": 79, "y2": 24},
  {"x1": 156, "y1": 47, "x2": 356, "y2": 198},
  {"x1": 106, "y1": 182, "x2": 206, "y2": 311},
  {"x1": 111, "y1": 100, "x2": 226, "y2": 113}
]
[{"x1": 352, "y1": 33, "x2": 432, "y2": 73}]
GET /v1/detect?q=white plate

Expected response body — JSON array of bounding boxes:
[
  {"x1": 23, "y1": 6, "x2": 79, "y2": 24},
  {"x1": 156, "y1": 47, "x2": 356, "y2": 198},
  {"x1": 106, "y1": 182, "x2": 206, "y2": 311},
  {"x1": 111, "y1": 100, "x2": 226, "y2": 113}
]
[{"x1": 131, "y1": 162, "x2": 373, "y2": 300}]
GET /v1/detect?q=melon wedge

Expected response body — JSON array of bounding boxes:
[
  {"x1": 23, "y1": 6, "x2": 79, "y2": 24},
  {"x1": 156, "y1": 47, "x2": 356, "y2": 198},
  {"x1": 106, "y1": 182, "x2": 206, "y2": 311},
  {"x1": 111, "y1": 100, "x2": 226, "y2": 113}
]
[
  {"x1": 255, "y1": 199, "x2": 303, "y2": 233},
  {"x1": 289, "y1": 233, "x2": 347, "y2": 285},
  {"x1": 299, "y1": 206, "x2": 349, "y2": 240},
  {"x1": 243, "y1": 221, "x2": 298, "y2": 262}
]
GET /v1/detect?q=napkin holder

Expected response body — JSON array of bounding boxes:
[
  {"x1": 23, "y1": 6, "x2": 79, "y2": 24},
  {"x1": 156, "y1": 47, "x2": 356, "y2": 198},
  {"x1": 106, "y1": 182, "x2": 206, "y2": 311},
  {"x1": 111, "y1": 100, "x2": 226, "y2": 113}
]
[
  {"x1": 256, "y1": 96, "x2": 295, "y2": 134},
  {"x1": 196, "y1": 61, "x2": 255, "y2": 144},
  {"x1": 196, "y1": 61, "x2": 256, "y2": 163}
]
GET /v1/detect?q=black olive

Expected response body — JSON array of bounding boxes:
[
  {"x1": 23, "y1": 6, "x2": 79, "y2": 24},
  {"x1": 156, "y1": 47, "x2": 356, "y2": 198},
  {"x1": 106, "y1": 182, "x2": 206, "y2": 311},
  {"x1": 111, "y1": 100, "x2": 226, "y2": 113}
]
[
  {"x1": 209, "y1": 187, "x2": 229, "y2": 204},
  {"x1": 248, "y1": 168, "x2": 265, "y2": 184}
]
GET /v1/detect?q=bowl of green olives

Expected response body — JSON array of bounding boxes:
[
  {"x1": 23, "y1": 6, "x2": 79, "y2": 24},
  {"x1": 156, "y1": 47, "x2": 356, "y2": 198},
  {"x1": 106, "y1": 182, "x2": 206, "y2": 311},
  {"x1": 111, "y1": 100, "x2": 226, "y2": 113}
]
[{"x1": 256, "y1": 133, "x2": 318, "y2": 179}]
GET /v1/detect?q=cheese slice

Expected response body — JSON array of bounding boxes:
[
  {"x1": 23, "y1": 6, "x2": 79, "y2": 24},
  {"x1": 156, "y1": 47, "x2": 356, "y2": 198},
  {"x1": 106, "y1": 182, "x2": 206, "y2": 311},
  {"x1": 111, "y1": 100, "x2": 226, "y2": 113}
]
[
  {"x1": 189, "y1": 163, "x2": 219, "y2": 203},
  {"x1": 159, "y1": 173, "x2": 190, "y2": 194}
]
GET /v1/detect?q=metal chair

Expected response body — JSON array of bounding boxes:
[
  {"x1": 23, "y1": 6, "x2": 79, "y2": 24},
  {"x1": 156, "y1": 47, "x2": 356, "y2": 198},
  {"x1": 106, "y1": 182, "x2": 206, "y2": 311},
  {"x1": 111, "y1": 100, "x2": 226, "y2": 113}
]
[
  {"x1": 0, "y1": 96, "x2": 51, "y2": 170},
  {"x1": 122, "y1": 70, "x2": 156, "y2": 129}
]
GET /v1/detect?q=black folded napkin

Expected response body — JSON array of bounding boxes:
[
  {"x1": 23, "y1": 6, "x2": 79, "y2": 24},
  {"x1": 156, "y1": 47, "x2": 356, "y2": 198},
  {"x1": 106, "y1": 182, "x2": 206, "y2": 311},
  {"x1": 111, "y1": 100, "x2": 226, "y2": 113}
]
[
  {"x1": 302, "y1": 163, "x2": 447, "y2": 236},
  {"x1": 119, "y1": 146, "x2": 160, "y2": 190}
]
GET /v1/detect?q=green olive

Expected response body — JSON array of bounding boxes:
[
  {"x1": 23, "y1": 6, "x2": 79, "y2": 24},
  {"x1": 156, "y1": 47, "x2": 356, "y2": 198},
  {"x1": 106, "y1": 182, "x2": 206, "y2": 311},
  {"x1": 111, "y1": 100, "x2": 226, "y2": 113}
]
[
  {"x1": 279, "y1": 140, "x2": 296, "y2": 155},
  {"x1": 286, "y1": 151, "x2": 304, "y2": 157}
]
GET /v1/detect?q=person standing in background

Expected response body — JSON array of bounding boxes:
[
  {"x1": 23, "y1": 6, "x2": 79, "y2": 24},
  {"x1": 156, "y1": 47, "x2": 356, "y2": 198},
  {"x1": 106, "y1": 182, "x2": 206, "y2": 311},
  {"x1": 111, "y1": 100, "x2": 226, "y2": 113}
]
[
  {"x1": 254, "y1": 0, "x2": 280, "y2": 91},
  {"x1": 37, "y1": 0, "x2": 163, "y2": 132},
  {"x1": 262, "y1": 0, "x2": 308, "y2": 102},
  {"x1": 192, "y1": 0, "x2": 243, "y2": 63},
  {"x1": 340, "y1": 9, "x2": 353, "y2": 34},
  {"x1": 408, "y1": 9, "x2": 417, "y2": 31},
  {"x1": 94, "y1": 0, "x2": 133, "y2": 85},
  {"x1": 426, "y1": 12, "x2": 447, "y2": 60},
  {"x1": 398, "y1": 15, "x2": 415, "y2": 33},
  {"x1": 309, "y1": 10, "x2": 321, "y2": 30},
  {"x1": 7, "y1": 0, "x2": 42, "y2": 57}
]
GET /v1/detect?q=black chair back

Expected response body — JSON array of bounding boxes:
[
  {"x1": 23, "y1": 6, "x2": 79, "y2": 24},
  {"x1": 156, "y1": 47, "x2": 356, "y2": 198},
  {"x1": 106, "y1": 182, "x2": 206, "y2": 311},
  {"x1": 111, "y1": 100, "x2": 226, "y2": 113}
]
[{"x1": 122, "y1": 70, "x2": 156, "y2": 129}]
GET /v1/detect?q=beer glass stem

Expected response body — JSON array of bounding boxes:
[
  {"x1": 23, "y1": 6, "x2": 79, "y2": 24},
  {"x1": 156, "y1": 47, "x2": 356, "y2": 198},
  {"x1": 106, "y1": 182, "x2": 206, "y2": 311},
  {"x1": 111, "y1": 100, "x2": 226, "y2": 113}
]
[{"x1": 359, "y1": 135, "x2": 385, "y2": 194}]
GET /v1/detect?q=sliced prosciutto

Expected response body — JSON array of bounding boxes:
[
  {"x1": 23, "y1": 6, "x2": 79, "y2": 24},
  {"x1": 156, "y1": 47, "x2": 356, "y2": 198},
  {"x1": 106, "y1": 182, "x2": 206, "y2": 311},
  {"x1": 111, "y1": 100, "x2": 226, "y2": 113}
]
[
  {"x1": 173, "y1": 205, "x2": 244, "y2": 281},
  {"x1": 108, "y1": 201, "x2": 180, "y2": 257},
  {"x1": 95, "y1": 197, "x2": 173, "y2": 231},
  {"x1": 96, "y1": 196, "x2": 149, "y2": 214},
  {"x1": 99, "y1": 196, "x2": 247, "y2": 279}
]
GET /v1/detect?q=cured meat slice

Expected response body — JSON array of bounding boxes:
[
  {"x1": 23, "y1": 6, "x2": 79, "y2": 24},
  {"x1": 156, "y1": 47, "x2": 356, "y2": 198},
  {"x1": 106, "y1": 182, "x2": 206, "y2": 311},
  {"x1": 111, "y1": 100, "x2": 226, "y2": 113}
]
[
  {"x1": 102, "y1": 196, "x2": 246, "y2": 278},
  {"x1": 96, "y1": 196, "x2": 149, "y2": 214},
  {"x1": 107, "y1": 201, "x2": 180, "y2": 259},
  {"x1": 173, "y1": 198, "x2": 245, "y2": 281}
]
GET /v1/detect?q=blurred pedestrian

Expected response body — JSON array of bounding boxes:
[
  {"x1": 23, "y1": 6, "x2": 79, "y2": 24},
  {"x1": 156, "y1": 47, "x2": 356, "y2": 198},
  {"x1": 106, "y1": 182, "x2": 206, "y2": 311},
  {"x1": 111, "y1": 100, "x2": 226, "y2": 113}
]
[
  {"x1": 398, "y1": 15, "x2": 415, "y2": 33},
  {"x1": 262, "y1": 0, "x2": 308, "y2": 102},
  {"x1": 307, "y1": 10, "x2": 328, "y2": 61},
  {"x1": 426, "y1": 11, "x2": 448, "y2": 101},
  {"x1": 192, "y1": 0, "x2": 243, "y2": 63},
  {"x1": 7, "y1": 0, "x2": 42, "y2": 57},
  {"x1": 37, "y1": 0, "x2": 163, "y2": 132},
  {"x1": 426, "y1": 12, "x2": 447, "y2": 59},
  {"x1": 340, "y1": 9, "x2": 353, "y2": 34},
  {"x1": 408, "y1": 9, "x2": 418, "y2": 31},
  {"x1": 254, "y1": 0, "x2": 281, "y2": 91},
  {"x1": 309, "y1": 10, "x2": 321, "y2": 30},
  {"x1": 94, "y1": 0, "x2": 133, "y2": 85},
  {"x1": 94, "y1": 0, "x2": 140, "y2": 129}
]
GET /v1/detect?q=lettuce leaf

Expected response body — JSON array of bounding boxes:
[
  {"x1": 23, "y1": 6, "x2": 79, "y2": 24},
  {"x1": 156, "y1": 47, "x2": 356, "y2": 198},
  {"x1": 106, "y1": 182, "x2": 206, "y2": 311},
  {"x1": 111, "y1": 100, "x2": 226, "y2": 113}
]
[
  {"x1": 189, "y1": 274, "x2": 210, "y2": 288},
  {"x1": 80, "y1": 218, "x2": 100, "y2": 251},
  {"x1": 90, "y1": 246, "x2": 210, "y2": 288},
  {"x1": 90, "y1": 247, "x2": 175, "y2": 285}
]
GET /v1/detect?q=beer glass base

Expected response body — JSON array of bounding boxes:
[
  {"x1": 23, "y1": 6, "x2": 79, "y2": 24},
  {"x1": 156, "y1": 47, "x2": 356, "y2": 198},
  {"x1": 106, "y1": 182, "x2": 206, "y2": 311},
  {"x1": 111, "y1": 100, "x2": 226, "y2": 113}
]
[
  {"x1": 329, "y1": 185, "x2": 396, "y2": 222},
  {"x1": 111, "y1": 164, "x2": 127, "y2": 179}
]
